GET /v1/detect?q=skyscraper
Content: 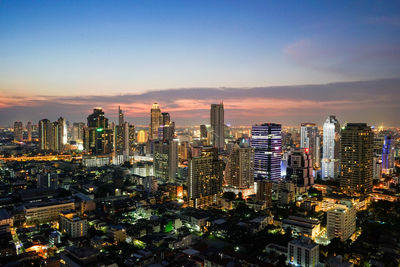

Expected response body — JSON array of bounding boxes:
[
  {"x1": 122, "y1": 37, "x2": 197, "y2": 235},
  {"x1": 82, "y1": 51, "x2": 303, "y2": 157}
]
[
  {"x1": 150, "y1": 103, "x2": 162, "y2": 140},
  {"x1": 13, "y1": 121, "x2": 23, "y2": 142},
  {"x1": 251, "y1": 123, "x2": 282, "y2": 181},
  {"x1": 340, "y1": 123, "x2": 373, "y2": 194},
  {"x1": 154, "y1": 140, "x2": 178, "y2": 183},
  {"x1": 26, "y1": 121, "x2": 32, "y2": 142},
  {"x1": 300, "y1": 123, "x2": 321, "y2": 169},
  {"x1": 118, "y1": 106, "x2": 124, "y2": 126},
  {"x1": 188, "y1": 147, "x2": 224, "y2": 208},
  {"x1": 72, "y1": 122, "x2": 85, "y2": 142},
  {"x1": 210, "y1": 103, "x2": 225, "y2": 149},
  {"x1": 200, "y1": 124, "x2": 207, "y2": 140},
  {"x1": 39, "y1": 119, "x2": 53, "y2": 150},
  {"x1": 321, "y1": 116, "x2": 341, "y2": 179},
  {"x1": 84, "y1": 108, "x2": 113, "y2": 154},
  {"x1": 225, "y1": 143, "x2": 254, "y2": 189},
  {"x1": 382, "y1": 135, "x2": 394, "y2": 174}
]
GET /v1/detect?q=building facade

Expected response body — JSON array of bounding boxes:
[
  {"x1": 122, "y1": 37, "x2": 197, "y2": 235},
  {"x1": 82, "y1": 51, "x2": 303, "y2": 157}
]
[
  {"x1": 321, "y1": 115, "x2": 341, "y2": 179},
  {"x1": 210, "y1": 103, "x2": 225, "y2": 150}
]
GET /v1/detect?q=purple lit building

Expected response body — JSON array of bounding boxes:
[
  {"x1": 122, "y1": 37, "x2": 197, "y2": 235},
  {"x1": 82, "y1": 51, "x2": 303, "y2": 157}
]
[{"x1": 251, "y1": 123, "x2": 282, "y2": 181}]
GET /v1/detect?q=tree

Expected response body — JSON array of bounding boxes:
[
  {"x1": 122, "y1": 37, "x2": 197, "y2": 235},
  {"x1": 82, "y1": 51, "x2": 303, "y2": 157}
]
[{"x1": 223, "y1": 192, "x2": 236, "y2": 201}]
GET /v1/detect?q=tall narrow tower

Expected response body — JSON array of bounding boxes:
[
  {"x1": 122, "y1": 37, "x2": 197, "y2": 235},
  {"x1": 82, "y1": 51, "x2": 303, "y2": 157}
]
[
  {"x1": 321, "y1": 115, "x2": 341, "y2": 179},
  {"x1": 150, "y1": 103, "x2": 162, "y2": 140},
  {"x1": 210, "y1": 103, "x2": 225, "y2": 150}
]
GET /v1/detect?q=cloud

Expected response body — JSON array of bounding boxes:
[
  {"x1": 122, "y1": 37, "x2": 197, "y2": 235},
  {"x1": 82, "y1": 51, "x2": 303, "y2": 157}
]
[
  {"x1": 0, "y1": 78, "x2": 400, "y2": 127},
  {"x1": 283, "y1": 39, "x2": 400, "y2": 77}
]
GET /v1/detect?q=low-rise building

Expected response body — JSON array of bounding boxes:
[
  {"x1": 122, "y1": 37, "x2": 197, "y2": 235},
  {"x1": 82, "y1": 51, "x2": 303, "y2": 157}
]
[
  {"x1": 59, "y1": 210, "x2": 87, "y2": 238},
  {"x1": 287, "y1": 238, "x2": 319, "y2": 267},
  {"x1": 24, "y1": 199, "x2": 75, "y2": 224},
  {"x1": 282, "y1": 216, "x2": 320, "y2": 240}
]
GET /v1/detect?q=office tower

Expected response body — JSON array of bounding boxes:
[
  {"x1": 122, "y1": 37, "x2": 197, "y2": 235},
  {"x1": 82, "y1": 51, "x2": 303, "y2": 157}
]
[
  {"x1": 340, "y1": 123, "x2": 373, "y2": 194},
  {"x1": 158, "y1": 122, "x2": 175, "y2": 141},
  {"x1": 373, "y1": 134, "x2": 384, "y2": 180},
  {"x1": 72, "y1": 122, "x2": 85, "y2": 142},
  {"x1": 287, "y1": 149, "x2": 314, "y2": 187},
  {"x1": 150, "y1": 103, "x2": 162, "y2": 140},
  {"x1": 225, "y1": 143, "x2": 254, "y2": 189},
  {"x1": 13, "y1": 121, "x2": 23, "y2": 142},
  {"x1": 188, "y1": 147, "x2": 224, "y2": 208},
  {"x1": 84, "y1": 108, "x2": 113, "y2": 154},
  {"x1": 161, "y1": 112, "x2": 170, "y2": 125},
  {"x1": 300, "y1": 123, "x2": 320, "y2": 169},
  {"x1": 200, "y1": 124, "x2": 207, "y2": 139},
  {"x1": 118, "y1": 106, "x2": 124, "y2": 126},
  {"x1": 154, "y1": 140, "x2": 178, "y2": 183},
  {"x1": 327, "y1": 201, "x2": 356, "y2": 241},
  {"x1": 251, "y1": 123, "x2": 282, "y2": 181},
  {"x1": 137, "y1": 130, "x2": 147, "y2": 143},
  {"x1": 210, "y1": 103, "x2": 225, "y2": 149},
  {"x1": 39, "y1": 119, "x2": 54, "y2": 150},
  {"x1": 321, "y1": 116, "x2": 341, "y2": 179},
  {"x1": 123, "y1": 121, "x2": 130, "y2": 158},
  {"x1": 115, "y1": 125, "x2": 124, "y2": 154},
  {"x1": 287, "y1": 238, "x2": 319, "y2": 267},
  {"x1": 382, "y1": 135, "x2": 394, "y2": 174},
  {"x1": 26, "y1": 121, "x2": 32, "y2": 142}
]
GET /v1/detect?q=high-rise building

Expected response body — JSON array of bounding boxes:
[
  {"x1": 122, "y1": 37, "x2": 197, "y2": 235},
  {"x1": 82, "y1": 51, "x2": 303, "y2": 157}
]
[
  {"x1": 26, "y1": 121, "x2": 32, "y2": 142},
  {"x1": 382, "y1": 135, "x2": 394, "y2": 174},
  {"x1": 118, "y1": 106, "x2": 124, "y2": 126},
  {"x1": 72, "y1": 122, "x2": 85, "y2": 142},
  {"x1": 84, "y1": 108, "x2": 113, "y2": 154},
  {"x1": 200, "y1": 124, "x2": 207, "y2": 140},
  {"x1": 154, "y1": 140, "x2": 178, "y2": 183},
  {"x1": 37, "y1": 173, "x2": 58, "y2": 189},
  {"x1": 340, "y1": 123, "x2": 373, "y2": 194},
  {"x1": 255, "y1": 179, "x2": 272, "y2": 204},
  {"x1": 287, "y1": 238, "x2": 319, "y2": 267},
  {"x1": 161, "y1": 112, "x2": 170, "y2": 125},
  {"x1": 55, "y1": 117, "x2": 67, "y2": 151},
  {"x1": 251, "y1": 123, "x2": 282, "y2": 181},
  {"x1": 287, "y1": 149, "x2": 314, "y2": 187},
  {"x1": 321, "y1": 116, "x2": 340, "y2": 179},
  {"x1": 225, "y1": 143, "x2": 254, "y2": 189},
  {"x1": 300, "y1": 123, "x2": 321, "y2": 169},
  {"x1": 188, "y1": 147, "x2": 224, "y2": 208},
  {"x1": 210, "y1": 103, "x2": 225, "y2": 149},
  {"x1": 128, "y1": 124, "x2": 135, "y2": 155},
  {"x1": 13, "y1": 122, "x2": 23, "y2": 142},
  {"x1": 150, "y1": 103, "x2": 162, "y2": 140},
  {"x1": 327, "y1": 201, "x2": 356, "y2": 241},
  {"x1": 137, "y1": 130, "x2": 147, "y2": 143},
  {"x1": 39, "y1": 119, "x2": 54, "y2": 150}
]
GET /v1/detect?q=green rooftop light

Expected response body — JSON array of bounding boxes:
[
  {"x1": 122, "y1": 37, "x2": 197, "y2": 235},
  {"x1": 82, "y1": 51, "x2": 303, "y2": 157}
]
[{"x1": 96, "y1": 128, "x2": 104, "y2": 132}]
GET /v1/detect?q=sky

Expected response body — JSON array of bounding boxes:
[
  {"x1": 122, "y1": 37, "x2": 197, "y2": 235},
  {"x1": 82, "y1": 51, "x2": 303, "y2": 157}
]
[{"x1": 0, "y1": 0, "x2": 399, "y2": 126}]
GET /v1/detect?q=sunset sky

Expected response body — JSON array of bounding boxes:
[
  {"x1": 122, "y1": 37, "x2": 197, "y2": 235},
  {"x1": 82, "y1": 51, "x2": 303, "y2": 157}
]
[{"x1": 1, "y1": 1, "x2": 399, "y2": 126}]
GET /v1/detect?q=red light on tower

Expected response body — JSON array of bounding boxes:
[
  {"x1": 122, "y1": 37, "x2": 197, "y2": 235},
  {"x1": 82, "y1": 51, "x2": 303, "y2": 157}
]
[{"x1": 304, "y1": 148, "x2": 309, "y2": 154}]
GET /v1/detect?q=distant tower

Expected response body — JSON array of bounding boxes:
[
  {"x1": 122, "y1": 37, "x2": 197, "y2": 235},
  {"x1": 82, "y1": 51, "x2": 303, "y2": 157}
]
[
  {"x1": 300, "y1": 123, "x2": 321, "y2": 169},
  {"x1": 118, "y1": 106, "x2": 124, "y2": 126},
  {"x1": 321, "y1": 116, "x2": 341, "y2": 179},
  {"x1": 26, "y1": 121, "x2": 32, "y2": 142},
  {"x1": 84, "y1": 107, "x2": 113, "y2": 154},
  {"x1": 39, "y1": 119, "x2": 53, "y2": 150},
  {"x1": 200, "y1": 125, "x2": 207, "y2": 140},
  {"x1": 340, "y1": 123, "x2": 373, "y2": 194},
  {"x1": 150, "y1": 103, "x2": 162, "y2": 140},
  {"x1": 210, "y1": 103, "x2": 225, "y2": 149},
  {"x1": 13, "y1": 121, "x2": 23, "y2": 142}
]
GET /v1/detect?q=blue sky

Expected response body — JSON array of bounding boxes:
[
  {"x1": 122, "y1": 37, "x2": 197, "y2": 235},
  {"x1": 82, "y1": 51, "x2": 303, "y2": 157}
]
[{"x1": 0, "y1": 1, "x2": 399, "y2": 125}]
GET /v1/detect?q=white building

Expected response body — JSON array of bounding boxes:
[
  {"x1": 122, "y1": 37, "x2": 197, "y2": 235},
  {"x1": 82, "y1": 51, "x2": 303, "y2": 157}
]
[
  {"x1": 287, "y1": 238, "x2": 319, "y2": 267},
  {"x1": 327, "y1": 201, "x2": 356, "y2": 241},
  {"x1": 321, "y1": 116, "x2": 340, "y2": 179}
]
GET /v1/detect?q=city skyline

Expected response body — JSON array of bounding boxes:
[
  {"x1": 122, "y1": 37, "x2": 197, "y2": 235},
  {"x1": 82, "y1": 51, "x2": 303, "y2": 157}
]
[
  {"x1": 1, "y1": 78, "x2": 400, "y2": 127},
  {"x1": 1, "y1": 1, "x2": 399, "y2": 127}
]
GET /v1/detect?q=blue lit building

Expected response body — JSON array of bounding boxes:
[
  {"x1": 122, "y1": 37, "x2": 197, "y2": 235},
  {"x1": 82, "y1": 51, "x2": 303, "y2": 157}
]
[
  {"x1": 382, "y1": 135, "x2": 394, "y2": 172},
  {"x1": 251, "y1": 123, "x2": 282, "y2": 181}
]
